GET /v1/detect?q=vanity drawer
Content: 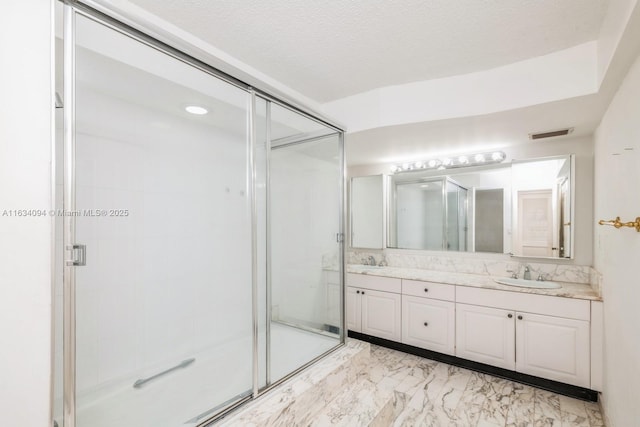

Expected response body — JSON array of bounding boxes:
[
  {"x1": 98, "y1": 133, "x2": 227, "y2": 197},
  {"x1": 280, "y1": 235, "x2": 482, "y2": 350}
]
[
  {"x1": 456, "y1": 286, "x2": 590, "y2": 321},
  {"x1": 346, "y1": 273, "x2": 401, "y2": 293},
  {"x1": 402, "y1": 279, "x2": 455, "y2": 301}
]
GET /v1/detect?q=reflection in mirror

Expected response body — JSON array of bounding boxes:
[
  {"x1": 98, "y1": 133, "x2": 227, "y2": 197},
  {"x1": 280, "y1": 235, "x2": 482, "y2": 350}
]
[
  {"x1": 511, "y1": 155, "x2": 573, "y2": 258},
  {"x1": 388, "y1": 166, "x2": 511, "y2": 253},
  {"x1": 350, "y1": 175, "x2": 384, "y2": 249}
]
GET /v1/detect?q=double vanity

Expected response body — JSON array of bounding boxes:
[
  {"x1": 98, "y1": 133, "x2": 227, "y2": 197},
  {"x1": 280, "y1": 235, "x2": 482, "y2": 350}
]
[{"x1": 346, "y1": 265, "x2": 602, "y2": 399}]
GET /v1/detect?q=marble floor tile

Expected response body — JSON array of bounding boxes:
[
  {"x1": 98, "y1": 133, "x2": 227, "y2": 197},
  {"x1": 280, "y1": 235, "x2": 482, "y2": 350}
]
[
  {"x1": 584, "y1": 402, "x2": 605, "y2": 427},
  {"x1": 222, "y1": 341, "x2": 605, "y2": 427},
  {"x1": 534, "y1": 389, "x2": 563, "y2": 427}
]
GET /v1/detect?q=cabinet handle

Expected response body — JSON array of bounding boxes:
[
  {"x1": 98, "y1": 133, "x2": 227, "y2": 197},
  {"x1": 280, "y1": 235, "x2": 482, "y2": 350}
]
[
  {"x1": 508, "y1": 314, "x2": 513, "y2": 318},
  {"x1": 424, "y1": 288, "x2": 429, "y2": 293},
  {"x1": 356, "y1": 290, "x2": 360, "y2": 294},
  {"x1": 517, "y1": 315, "x2": 523, "y2": 320},
  {"x1": 423, "y1": 322, "x2": 428, "y2": 327},
  {"x1": 362, "y1": 291, "x2": 365, "y2": 294}
]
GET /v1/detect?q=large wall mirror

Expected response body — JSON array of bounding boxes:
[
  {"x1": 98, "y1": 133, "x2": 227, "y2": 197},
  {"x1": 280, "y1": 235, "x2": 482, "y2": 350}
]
[{"x1": 351, "y1": 154, "x2": 574, "y2": 259}]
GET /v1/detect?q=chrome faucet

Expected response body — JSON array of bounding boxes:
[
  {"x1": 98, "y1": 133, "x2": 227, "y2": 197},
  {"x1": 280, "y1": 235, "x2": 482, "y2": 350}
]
[
  {"x1": 367, "y1": 255, "x2": 377, "y2": 266},
  {"x1": 523, "y1": 265, "x2": 531, "y2": 280}
]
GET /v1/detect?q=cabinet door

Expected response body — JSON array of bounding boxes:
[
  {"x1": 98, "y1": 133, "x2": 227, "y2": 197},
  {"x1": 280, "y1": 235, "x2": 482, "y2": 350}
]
[
  {"x1": 402, "y1": 295, "x2": 455, "y2": 355},
  {"x1": 516, "y1": 312, "x2": 590, "y2": 387},
  {"x1": 346, "y1": 287, "x2": 362, "y2": 332},
  {"x1": 456, "y1": 303, "x2": 515, "y2": 370},
  {"x1": 325, "y1": 271, "x2": 341, "y2": 329},
  {"x1": 361, "y1": 289, "x2": 401, "y2": 342}
]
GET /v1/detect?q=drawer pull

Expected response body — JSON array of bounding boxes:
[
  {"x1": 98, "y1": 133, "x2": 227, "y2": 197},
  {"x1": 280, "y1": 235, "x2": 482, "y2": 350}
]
[
  {"x1": 424, "y1": 288, "x2": 429, "y2": 293},
  {"x1": 423, "y1": 322, "x2": 428, "y2": 326},
  {"x1": 362, "y1": 291, "x2": 365, "y2": 294},
  {"x1": 517, "y1": 315, "x2": 523, "y2": 320},
  {"x1": 508, "y1": 314, "x2": 513, "y2": 318},
  {"x1": 356, "y1": 290, "x2": 360, "y2": 294}
]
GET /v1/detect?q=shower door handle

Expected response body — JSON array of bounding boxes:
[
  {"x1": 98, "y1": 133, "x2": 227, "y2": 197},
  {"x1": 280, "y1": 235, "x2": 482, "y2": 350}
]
[{"x1": 66, "y1": 244, "x2": 86, "y2": 266}]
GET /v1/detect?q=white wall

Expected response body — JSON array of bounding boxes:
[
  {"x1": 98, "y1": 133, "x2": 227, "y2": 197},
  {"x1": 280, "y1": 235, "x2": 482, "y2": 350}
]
[
  {"x1": 593, "y1": 53, "x2": 640, "y2": 427},
  {"x1": 0, "y1": 2, "x2": 53, "y2": 427}
]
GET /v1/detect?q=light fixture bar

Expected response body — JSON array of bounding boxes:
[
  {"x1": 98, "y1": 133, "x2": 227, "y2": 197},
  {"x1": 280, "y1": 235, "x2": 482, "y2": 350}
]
[{"x1": 390, "y1": 151, "x2": 506, "y2": 173}]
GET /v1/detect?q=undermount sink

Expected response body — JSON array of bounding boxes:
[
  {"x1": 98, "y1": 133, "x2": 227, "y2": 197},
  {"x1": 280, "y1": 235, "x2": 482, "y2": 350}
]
[{"x1": 494, "y1": 278, "x2": 562, "y2": 289}]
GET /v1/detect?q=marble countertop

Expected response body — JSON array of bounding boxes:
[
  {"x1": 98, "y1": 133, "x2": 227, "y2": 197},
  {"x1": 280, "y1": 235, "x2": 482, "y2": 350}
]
[{"x1": 347, "y1": 265, "x2": 601, "y2": 301}]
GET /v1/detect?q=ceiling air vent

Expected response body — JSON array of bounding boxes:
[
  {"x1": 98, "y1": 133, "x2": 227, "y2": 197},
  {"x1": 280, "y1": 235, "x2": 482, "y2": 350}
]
[{"x1": 529, "y1": 128, "x2": 574, "y2": 140}]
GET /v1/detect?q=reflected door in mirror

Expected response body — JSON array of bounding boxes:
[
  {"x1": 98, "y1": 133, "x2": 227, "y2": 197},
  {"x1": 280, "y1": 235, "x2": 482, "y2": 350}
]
[{"x1": 516, "y1": 190, "x2": 553, "y2": 257}]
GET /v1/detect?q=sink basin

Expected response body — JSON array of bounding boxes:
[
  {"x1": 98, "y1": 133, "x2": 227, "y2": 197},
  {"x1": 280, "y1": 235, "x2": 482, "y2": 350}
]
[{"x1": 494, "y1": 278, "x2": 561, "y2": 289}]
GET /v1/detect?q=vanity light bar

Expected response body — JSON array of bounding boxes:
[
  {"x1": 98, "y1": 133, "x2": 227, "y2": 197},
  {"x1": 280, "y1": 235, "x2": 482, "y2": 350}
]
[{"x1": 390, "y1": 151, "x2": 506, "y2": 173}]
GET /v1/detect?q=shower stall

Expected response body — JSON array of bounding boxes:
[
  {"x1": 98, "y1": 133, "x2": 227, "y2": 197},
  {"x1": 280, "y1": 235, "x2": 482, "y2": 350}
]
[{"x1": 53, "y1": 3, "x2": 344, "y2": 426}]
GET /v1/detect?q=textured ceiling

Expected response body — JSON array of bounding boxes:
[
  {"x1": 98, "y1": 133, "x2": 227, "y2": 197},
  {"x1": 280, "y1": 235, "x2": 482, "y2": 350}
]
[{"x1": 125, "y1": 0, "x2": 608, "y2": 103}]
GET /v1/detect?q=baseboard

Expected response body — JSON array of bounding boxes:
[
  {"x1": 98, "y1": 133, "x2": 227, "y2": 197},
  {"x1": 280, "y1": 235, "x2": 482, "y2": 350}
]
[{"x1": 348, "y1": 331, "x2": 598, "y2": 402}]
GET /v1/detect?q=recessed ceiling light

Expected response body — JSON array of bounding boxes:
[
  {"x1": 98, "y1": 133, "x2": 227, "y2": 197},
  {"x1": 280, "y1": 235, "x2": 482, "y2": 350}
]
[{"x1": 185, "y1": 105, "x2": 208, "y2": 115}]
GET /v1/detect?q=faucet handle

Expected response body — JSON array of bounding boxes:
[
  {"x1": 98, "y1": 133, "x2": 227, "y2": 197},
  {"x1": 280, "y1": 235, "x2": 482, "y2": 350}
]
[
  {"x1": 506, "y1": 269, "x2": 518, "y2": 279},
  {"x1": 536, "y1": 273, "x2": 549, "y2": 282}
]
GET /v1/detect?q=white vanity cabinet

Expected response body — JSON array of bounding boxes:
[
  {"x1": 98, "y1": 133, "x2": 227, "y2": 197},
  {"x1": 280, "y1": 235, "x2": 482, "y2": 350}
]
[
  {"x1": 515, "y1": 311, "x2": 590, "y2": 387},
  {"x1": 401, "y1": 280, "x2": 455, "y2": 355},
  {"x1": 456, "y1": 287, "x2": 591, "y2": 388},
  {"x1": 324, "y1": 270, "x2": 341, "y2": 328},
  {"x1": 456, "y1": 303, "x2": 516, "y2": 370},
  {"x1": 346, "y1": 271, "x2": 597, "y2": 390},
  {"x1": 346, "y1": 274, "x2": 402, "y2": 341}
]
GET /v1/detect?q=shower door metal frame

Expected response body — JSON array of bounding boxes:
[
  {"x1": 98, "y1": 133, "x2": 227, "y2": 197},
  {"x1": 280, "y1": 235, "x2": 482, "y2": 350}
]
[{"x1": 58, "y1": 2, "x2": 346, "y2": 426}]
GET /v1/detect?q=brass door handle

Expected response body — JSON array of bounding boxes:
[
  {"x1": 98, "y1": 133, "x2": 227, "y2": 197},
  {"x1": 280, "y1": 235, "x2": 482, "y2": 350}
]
[{"x1": 598, "y1": 217, "x2": 640, "y2": 232}]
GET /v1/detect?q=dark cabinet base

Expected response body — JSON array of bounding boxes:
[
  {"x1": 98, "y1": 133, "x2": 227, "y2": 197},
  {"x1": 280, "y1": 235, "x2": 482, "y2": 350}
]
[{"x1": 348, "y1": 330, "x2": 598, "y2": 402}]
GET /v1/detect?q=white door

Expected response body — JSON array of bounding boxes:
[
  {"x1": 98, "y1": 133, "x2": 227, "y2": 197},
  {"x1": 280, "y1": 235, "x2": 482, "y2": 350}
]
[
  {"x1": 361, "y1": 289, "x2": 402, "y2": 341},
  {"x1": 515, "y1": 312, "x2": 590, "y2": 387},
  {"x1": 402, "y1": 296, "x2": 455, "y2": 355},
  {"x1": 346, "y1": 287, "x2": 362, "y2": 333},
  {"x1": 517, "y1": 189, "x2": 554, "y2": 257},
  {"x1": 456, "y1": 303, "x2": 515, "y2": 370}
]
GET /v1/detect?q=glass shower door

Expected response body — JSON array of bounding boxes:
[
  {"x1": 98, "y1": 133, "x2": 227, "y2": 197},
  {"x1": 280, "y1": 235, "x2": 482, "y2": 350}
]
[
  {"x1": 268, "y1": 102, "x2": 343, "y2": 384},
  {"x1": 66, "y1": 11, "x2": 254, "y2": 426}
]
